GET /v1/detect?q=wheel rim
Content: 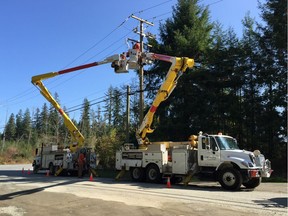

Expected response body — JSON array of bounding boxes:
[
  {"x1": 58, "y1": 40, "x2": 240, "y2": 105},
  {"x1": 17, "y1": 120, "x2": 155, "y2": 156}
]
[
  {"x1": 148, "y1": 169, "x2": 157, "y2": 180},
  {"x1": 222, "y1": 171, "x2": 236, "y2": 186}
]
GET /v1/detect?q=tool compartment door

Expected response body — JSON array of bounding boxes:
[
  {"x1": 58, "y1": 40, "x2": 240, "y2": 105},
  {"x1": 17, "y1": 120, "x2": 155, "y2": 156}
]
[{"x1": 172, "y1": 149, "x2": 188, "y2": 174}]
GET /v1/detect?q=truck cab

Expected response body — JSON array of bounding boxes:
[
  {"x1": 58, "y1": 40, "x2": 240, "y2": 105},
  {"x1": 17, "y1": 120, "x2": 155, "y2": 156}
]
[{"x1": 196, "y1": 132, "x2": 272, "y2": 190}]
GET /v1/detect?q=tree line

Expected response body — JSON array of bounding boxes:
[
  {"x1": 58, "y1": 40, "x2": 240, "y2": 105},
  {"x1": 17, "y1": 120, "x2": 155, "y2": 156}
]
[{"x1": 1, "y1": 0, "x2": 286, "y2": 176}]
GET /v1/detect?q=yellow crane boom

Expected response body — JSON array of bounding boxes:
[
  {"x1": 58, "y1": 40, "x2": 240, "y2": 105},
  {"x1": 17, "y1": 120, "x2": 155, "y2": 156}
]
[
  {"x1": 136, "y1": 53, "x2": 194, "y2": 146},
  {"x1": 31, "y1": 57, "x2": 122, "y2": 152}
]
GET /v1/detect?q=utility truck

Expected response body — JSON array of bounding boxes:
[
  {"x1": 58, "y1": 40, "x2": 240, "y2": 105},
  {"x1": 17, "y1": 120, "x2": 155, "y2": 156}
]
[{"x1": 115, "y1": 51, "x2": 272, "y2": 190}]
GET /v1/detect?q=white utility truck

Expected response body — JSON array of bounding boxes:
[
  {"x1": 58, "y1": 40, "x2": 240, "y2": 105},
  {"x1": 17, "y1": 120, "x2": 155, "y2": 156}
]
[
  {"x1": 33, "y1": 144, "x2": 96, "y2": 176},
  {"x1": 116, "y1": 132, "x2": 272, "y2": 190},
  {"x1": 115, "y1": 51, "x2": 272, "y2": 190}
]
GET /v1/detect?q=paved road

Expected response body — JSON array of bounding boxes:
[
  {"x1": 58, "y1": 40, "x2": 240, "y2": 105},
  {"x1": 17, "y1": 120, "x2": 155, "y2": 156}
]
[{"x1": 0, "y1": 164, "x2": 287, "y2": 216}]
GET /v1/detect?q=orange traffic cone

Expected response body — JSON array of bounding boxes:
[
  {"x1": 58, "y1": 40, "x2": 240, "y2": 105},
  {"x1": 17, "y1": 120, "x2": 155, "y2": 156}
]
[
  {"x1": 46, "y1": 170, "x2": 49, "y2": 177},
  {"x1": 166, "y1": 177, "x2": 171, "y2": 188},
  {"x1": 89, "y1": 173, "x2": 93, "y2": 181}
]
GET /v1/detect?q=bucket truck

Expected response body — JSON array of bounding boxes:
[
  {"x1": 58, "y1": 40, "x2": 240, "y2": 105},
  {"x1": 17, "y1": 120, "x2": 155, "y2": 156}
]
[{"x1": 115, "y1": 51, "x2": 272, "y2": 190}]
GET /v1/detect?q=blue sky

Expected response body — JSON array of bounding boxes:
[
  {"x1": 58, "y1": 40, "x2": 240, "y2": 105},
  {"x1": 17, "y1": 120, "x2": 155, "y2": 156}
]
[{"x1": 0, "y1": 0, "x2": 265, "y2": 131}]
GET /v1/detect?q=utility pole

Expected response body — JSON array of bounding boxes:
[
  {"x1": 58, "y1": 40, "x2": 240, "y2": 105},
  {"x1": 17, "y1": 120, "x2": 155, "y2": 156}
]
[
  {"x1": 131, "y1": 15, "x2": 154, "y2": 124},
  {"x1": 126, "y1": 85, "x2": 130, "y2": 142}
]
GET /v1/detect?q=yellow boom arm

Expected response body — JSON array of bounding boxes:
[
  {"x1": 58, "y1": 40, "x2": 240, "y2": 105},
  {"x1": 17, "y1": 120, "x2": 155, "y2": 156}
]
[
  {"x1": 136, "y1": 53, "x2": 194, "y2": 146},
  {"x1": 32, "y1": 60, "x2": 117, "y2": 152}
]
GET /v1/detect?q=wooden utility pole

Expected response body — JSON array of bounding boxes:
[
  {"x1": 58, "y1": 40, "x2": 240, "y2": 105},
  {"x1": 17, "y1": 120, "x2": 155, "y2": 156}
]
[
  {"x1": 126, "y1": 85, "x2": 130, "y2": 142},
  {"x1": 131, "y1": 15, "x2": 154, "y2": 124}
]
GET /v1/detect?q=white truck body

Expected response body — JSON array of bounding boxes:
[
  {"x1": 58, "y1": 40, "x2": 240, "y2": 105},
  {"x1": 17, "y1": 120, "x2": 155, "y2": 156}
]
[
  {"x1": 33, "y1": 144, "x2": 97, "y2": 175},
  {"x1": 116, "y1": 133, "x2": 272, "y2": 190}
]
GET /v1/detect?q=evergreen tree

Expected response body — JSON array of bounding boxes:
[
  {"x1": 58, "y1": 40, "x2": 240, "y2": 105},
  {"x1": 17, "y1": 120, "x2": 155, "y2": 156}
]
[
  {"x1": 257, "y1": 0, "x2": 287, "y2": 158},
  {"x1": 4, "y1": 113, "x2": 16, "y2": 141},
  {"x1": 147, "y1": 0, "x2": 214, "y2": 141},
  {"x1": 238, "y1": 14, "x2": 262, "y2": 151},
  {"x1": 33, "y1": 108, "x2": 41, "y2": 133},
  {"x1": 48, "y1": 92, "x2": 61, "y2": 144},
  {"x1": 104, "y1": 86, "x2": 113, "y2": 127},
  {"x1": 40, "y1": 103, "x2": 49, "y2": 139},
  {"x1": 22, "y1": 108, "x2": 32, "y2": 142},
  {"x1": 203, "y1": 25, "x2": 242, "y2": 137},
  {"x1": 15, "y1": 109, "x2": 23, "y2": 140},
  {"x1": 112, "y1": 88, "x2": 124, "y2": 128},
  {"x1": 58, "y1": 106, "x2": 69, "y2": 146},
  {"x1": 79, "y1": 98, "x2": 91, "y2": 139}
]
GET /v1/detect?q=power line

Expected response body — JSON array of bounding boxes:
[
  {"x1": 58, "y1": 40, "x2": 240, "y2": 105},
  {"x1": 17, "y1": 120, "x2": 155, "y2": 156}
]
[
  {"x1": 132, "y1": 0, "x2": 174, "y2": 15},
  {"x1": 3, "y1": 1, "x2": 175, "y2": 107},
  {"x1": 65, "y1": 86, "x2": 157, "y2": 114},
  {"x1": 2, "y1": 0, "x2": 225, "y2": 110}
]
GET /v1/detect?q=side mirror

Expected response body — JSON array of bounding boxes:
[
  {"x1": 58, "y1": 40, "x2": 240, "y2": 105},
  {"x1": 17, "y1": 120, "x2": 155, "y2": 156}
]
[{"x1": 205, "y1": 138, "x2": 210, "y2": 150}]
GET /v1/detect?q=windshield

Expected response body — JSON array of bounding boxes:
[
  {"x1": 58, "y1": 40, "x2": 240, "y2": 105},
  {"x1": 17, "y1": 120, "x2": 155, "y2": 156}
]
[{"x1": 215, "y1": 136, "x2": 240, "y2": 150}]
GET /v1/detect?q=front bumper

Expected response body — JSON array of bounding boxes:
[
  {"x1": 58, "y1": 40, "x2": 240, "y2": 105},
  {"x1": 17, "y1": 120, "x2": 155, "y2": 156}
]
[
  {"x1": 260, "y1": 159, "x2": 273, "y2": 177},
  {"x1": 248, "y1": 159, "x2": 272, "y2": 178}
]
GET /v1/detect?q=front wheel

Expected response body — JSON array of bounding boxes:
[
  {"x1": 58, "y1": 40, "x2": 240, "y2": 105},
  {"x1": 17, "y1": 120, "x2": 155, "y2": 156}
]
[
  {"x1": 218, "y1": 168, "x2": 243, "y2": 191},
  {"x1": 243, "y1": 177, "x2": 261, "y2": 189}
]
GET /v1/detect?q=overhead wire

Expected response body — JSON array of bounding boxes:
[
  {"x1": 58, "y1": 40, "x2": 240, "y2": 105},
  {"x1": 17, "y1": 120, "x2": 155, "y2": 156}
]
[
  {"x1": 131, "y1": 0, "x2": 174, "y2": 15},
  {"x1": 2, "y1": 1, "x2": 175, "y2": 109},
  {"x1": 2, "y1": 0, "x2": 226, "y2": 116},
  {"x1": 1, "y1": 16, "x2": 133, "y2": 109}
]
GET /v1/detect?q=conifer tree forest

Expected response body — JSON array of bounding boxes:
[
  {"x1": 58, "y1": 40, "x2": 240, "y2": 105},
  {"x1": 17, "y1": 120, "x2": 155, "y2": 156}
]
[{"x1": 1, "y1": 0, "x2": 287, "y2": 178}]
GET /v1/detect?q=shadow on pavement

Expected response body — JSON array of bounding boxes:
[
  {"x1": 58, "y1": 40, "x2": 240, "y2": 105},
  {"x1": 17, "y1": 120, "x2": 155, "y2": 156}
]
[
  {"x1": 0, "y1": 179, "x2": 78, "y2": 201},
  {"x1": 253, "y1": 197, "x2": 288, "y2": 208}
]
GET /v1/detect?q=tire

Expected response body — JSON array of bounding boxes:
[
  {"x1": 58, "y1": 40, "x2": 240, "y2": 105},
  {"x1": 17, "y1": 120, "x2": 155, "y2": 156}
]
[
  {"x1": 170, "y1": 176, "x2": 183, "y2": 184},
  {"x1": 130, "y1": 167, "x2": 145, "y2": 182},
  {"x1": 146, "y1": 164, "x2": 161, "y2": 183},
  {"x1": 219, "y1": 168, "x2": 243, "y2": 191},
  {"x1": 243, "y1": 177, "x2": 261, "y2": 189}
]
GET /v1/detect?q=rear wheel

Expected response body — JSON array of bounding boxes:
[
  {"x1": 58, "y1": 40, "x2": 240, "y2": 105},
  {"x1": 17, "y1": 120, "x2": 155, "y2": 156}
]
[
  {"x1": 130, "y1": 167, "x2": 145, "y2": 182},
  {"x1": 170, "y1": 176, "x2": 183, "y2": 184},
  {"x1": 243, "y1": 177, "x2": 261, "y2": 189},
  {"x1": 219, "y1": 168, "x2": 242, "y2": 191},
  {"x1": 146, "y1": 164, "x2": 161, "y2": 183}
]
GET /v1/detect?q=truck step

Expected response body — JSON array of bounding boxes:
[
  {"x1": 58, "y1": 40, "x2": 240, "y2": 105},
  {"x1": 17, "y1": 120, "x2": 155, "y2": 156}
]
[
  {"x1": 54, "y1": 167, "x2": 63, "y2": 176},
  {"x1": 115, "y1": 168, "x2": 126, "y2": 180},
  {"x1": 89, "y1": 168, "x2": 98, "y2": 177},
  {"x1": 182, "y1": 169, "x2": 198, "y2": 186}
]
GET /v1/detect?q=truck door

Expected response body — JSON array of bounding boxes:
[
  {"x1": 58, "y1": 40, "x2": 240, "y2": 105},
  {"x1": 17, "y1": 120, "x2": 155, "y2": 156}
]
[{"x1": 198, "y1": 136, "x2": 220, "y2": 167}]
